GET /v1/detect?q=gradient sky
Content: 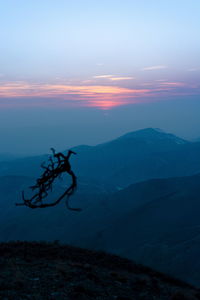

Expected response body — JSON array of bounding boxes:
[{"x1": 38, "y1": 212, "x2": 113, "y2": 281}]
[{"x1": 0, "y1": 1, "x2": 200, "y2": 153}]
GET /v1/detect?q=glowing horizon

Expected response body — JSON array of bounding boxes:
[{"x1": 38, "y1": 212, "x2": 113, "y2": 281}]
[{"x1": 0, "y1": 77, "x2": 199, "y2": 109}]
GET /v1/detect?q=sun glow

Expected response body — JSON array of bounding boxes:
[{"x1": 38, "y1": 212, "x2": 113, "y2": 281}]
[
  {"x1": 0, "y1": 82, "x2": 150, "y2": 109},
  {"x1": 0, "y1": 79, "x2": 199, "y2": 109}
]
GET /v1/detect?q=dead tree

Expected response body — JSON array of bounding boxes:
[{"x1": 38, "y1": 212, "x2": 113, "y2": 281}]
[{"x1": 16, "y1": 148, "x2": 80, "y2": 211}]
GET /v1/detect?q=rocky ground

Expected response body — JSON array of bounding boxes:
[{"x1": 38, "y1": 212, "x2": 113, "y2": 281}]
[{"x1": 0, "y1": 241, "x2": 199, "y2": 300}]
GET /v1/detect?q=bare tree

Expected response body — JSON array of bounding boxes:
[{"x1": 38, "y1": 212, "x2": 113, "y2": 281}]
[{"x1": 16, "y1": 148, "x2": 80, "y2": 211}]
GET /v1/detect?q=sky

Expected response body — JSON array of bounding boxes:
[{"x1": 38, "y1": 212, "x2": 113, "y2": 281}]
[{"x1": 0, "y1": 0, "x2": 200, "y2": 154}]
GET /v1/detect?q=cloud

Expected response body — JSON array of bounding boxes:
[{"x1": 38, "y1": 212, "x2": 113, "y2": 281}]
[
  {"x1": 142, "y1": 65, "x2": 168, "y2": 71},
  {"x1": 0, "y1": 81, "x2": 149, "y2": 109},
  {"x1": 0, "y1": 79, "x2": 199, "y2": 110},
  {"x1": 109, "y1": 77, "x2": 135, "y2": 81},
  {"x1": 93, "y1": 75, "x2": 114, "y2": 79},
  {"x1": 93, "y1": 75, "x2": 135, "y2": 81},
  {"x1": 159, "y1": 81, "x2": 186, "y2": 87}
]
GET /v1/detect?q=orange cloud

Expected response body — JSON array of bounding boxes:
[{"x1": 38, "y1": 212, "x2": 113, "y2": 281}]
[
  {"x1": 0, "y1": 80, "x2": 199, "y2": 109},
  {"x1": 0, "y1": 81, "x2": 149, "y2": 109}
]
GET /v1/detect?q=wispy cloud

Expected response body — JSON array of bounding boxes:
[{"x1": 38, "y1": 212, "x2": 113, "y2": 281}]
[
  {"x1": 142, "y1": 65, "x2": 168, "y2": 71},
  {"x1": 159, "y1": 81, "x2": 186, "y2": 87},
  {"x1": 109, "y1": 77, "x2": 135, "y2": 81},
  {"x1": 93, "y1": 75, "x2": 135, "y2": 81},
  {"x1": 0, "y1": 79, "x2": 199, "y2": 110},
  {"x1": 0, "y1": 81, "x2": 148, "y2": 109},
  {"x1": 93, "y1": 75, "x2": 114, "y2": 79}
]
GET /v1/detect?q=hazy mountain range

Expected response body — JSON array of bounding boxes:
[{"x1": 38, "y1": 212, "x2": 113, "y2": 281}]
[
  {"x1": 1, "y1": 128, "x2": 200, "y2": 188},
  {"x1": 0, "y1": 128, "x2": 200, "y2": 285}
]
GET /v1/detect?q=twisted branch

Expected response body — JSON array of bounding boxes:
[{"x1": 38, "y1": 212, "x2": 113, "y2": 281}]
[{"x1": 16, "y1": 149, "x2": 80, "y2": 211}]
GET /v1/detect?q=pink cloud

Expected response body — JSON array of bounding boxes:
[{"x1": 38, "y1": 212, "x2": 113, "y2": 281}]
[
  {"x1": 0, "y1": 80, "x2": 199, "y2": 110},
  {"x1": 0, "y1": 82, "x2": 149, "y2": 109}
]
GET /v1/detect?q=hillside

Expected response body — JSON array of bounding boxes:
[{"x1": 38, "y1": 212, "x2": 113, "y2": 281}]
[
  {"x1": 1, "y1": 174, "x2": 200, "y2": 285},
  {"x1": 0, "y1": 241, "x2": 199, "y2": 300},
  {"x1": 84, "y1": 174, "x2": 200, "y2": 285}
]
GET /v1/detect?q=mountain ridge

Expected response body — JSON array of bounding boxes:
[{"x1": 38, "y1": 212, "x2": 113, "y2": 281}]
[
  {"x1": 0, "y1": 128, "x2": 199, "y2": 189},
  {"x1": 116, "y1": 127, "x2": 188, "y2": 144}
]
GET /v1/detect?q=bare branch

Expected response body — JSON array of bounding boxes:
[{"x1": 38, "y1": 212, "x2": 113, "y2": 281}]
[{"x1": 16, "y1": 149, "x2": 80, "y2": 211}]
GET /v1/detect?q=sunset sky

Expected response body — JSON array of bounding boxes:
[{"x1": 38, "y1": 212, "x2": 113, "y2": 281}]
[{"x1": 0, "y1": 0, "x2": 200, "y2": 153}]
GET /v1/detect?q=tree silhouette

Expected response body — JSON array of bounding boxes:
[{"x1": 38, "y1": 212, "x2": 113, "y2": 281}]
[{"x1": 16, "y1": 148, "x2": 80, "y2": 211}]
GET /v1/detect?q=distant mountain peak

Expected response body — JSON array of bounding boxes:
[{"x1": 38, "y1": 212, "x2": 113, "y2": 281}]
[
  {"x1": 120, "y1": 127, "x2": 166, "y2": 137},
  {"x1": 118, "y1": 128, "x2": 188, "y2": 144},
  {"x1": 151, "y1": 128, "x2": 165, "y2": 133}
]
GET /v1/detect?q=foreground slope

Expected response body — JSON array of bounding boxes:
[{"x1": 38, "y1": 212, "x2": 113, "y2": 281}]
[
  {"x1": 0, "y1": 241, "x2": 199, "y2": 300},
  {"x1": 1, "y1": 173, "x2": 200, "y2": 286}
]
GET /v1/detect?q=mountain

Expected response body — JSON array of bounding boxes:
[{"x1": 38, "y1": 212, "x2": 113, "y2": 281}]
[
  {"x1": 0, "y1": 128, "x2": 200, "y2": 191},
  {"x1": 81, "y1": 173, "x2": 200, "y2": 286},
  {"x1": 117, "y1": 128, "x2": 187, "y2": 144},
  {"x1": 1, "y1": 128, "x2": 200, "y2": 285},
  {"x1": 1, "y1": 173, "x2": 200, "y2": 285},
  {"x1": 1, "y1": 241, "x2": 199, "y2": 300},
  {"x1": 71, "y1": 128, "x2": 199, "y2": 187}
]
